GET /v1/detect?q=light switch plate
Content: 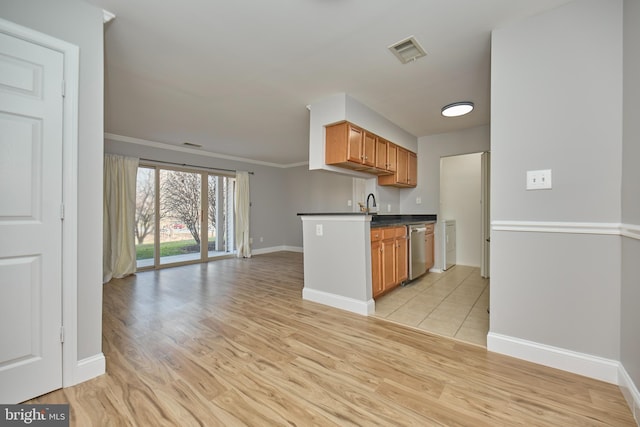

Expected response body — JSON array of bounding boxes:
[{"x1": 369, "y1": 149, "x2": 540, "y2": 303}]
[{"x1": 526, "y1": 169, "x2": 552, "y2": 190}]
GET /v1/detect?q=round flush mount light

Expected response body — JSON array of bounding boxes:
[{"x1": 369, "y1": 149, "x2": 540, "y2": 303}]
[{"x1": 441, "y1": 101, "x2": 474, "y2": 117}]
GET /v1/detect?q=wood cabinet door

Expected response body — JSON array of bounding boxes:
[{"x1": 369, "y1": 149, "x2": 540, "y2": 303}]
[
  {"x1": 407, "y1": 152, "x2": 417, "y2": 187},
  {"x1": 387, "y1": 143, "x2": 397, "y2": 172},
  {"x1": 425, "y1": 232, "x2": 434, "y2": 270},
  {"x1": 396, "y1": 148, "x2": 409, "y2": 184},
  {"x1": 371, "y1": 239, "x2": 383, "y2": 297},
  {"x1": 363, "y1": 131, "x2": 377, "y2": 167},
  {"x1": 396, "y1": 235, "x2": 408, "y2": 283},
  {"x1": 347, "y1": 124, "x2": 363, "y2": 163},
  {"x1": 381, "y1": 238, "x2": 396, "y2": 291},
  {"x1": 375, "y1": 138, "x2": 388, "y2": 170}
]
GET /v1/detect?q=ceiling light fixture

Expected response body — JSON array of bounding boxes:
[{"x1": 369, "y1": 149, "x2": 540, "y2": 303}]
[
  {"x1": 441, "y1": 101, "x2": 474, "y2": 117},
  {"x1": 388, "y1": 36, "x2": 427, "y2": 64}
]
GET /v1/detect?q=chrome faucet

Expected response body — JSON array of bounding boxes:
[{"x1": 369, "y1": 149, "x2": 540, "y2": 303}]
[{"x1": 366, "y1": 193, "x2": 377, "y2": 214}]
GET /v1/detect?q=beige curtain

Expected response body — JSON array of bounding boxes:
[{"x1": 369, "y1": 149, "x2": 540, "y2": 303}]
[
  {"x1": 103, "y1": 154, "x2": 139, "y2": 282},
  {"x1": 235, "y1": 171, "x2": 251, "y2": 258}
]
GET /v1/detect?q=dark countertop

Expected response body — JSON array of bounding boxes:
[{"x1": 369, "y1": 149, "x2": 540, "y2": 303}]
[
  {"x1": 371, "y1": 214, "x2": 436, "y2": 227},
  {"x1": 297, "y1": 212, "x2": 366, "y2": 216},
  {"x1": 297, "y1": 212, "x2": 437, "y2": 227}
]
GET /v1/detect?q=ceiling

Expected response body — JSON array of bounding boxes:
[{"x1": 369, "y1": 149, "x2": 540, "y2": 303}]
[{"x1": 86, "y1": 0, "x2": 571, "y2": 166}]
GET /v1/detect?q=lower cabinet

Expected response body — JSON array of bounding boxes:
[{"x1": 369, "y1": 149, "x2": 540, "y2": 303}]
[
  {"x1": 371, "y1": 238, "x2": 383, "y2": 297},
  {"x1": 425, "y1": 223, "x2": 435, "y2": 271},
  {"x1": 371, "y1": 226, "x2": 408, "y2": 299}
]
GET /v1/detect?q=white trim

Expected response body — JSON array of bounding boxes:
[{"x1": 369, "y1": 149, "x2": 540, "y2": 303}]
[
  {"x1": 491, "y1": 220, "x2": 621, "y2": 235},
  {"x1": 492, "y1": 220, "x2": 640, "y2": 241},
  {"x1": 251, "y1": 245, "x2": 303, "y2": 255},
  {"x1": 619, "y1": 364, "x2": 640, "y2": 425},
  {"x1": 74, "y1": 353, "x2": 106, "y2": 384},
  {"x1": 105, "y1": 133, "x2": 309, "y2": 169},
  {"x1": 302, "y1": 288, "x2": 374, "y2": 316},
  {"x1": 487, "y1": 332, "x2": 620, "y2": 384},
  {"x1": 621, "y1": 223, "x2": 640, "y2": 240},
  {"x1": 60, "y1": 36, "x2": 81, "y2": 387},
  {"x1": 102, "y1": 9, "x2": 116, "y2": 23}
]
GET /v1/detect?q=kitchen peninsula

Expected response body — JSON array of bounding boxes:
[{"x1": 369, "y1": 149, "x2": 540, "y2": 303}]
[{"x1": 298, "y1": 212, "x2": 436, "y2": 315}]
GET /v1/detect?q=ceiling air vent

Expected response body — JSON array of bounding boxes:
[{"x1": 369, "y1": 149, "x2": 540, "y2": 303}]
[
  {"x1": 388, "y1": 36, "x2": 427, "y2": 64},
  {"x1": 182, "y1": 142, "x2": 202, "y2": 148}
]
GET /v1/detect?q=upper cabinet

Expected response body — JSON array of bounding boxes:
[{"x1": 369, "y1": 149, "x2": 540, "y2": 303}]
[
  {"x1": 326, "y1": 122, "x2": 382, "y2": 174},
  {"x1": 325, "y1": 121, "x2": 416, "y2": 187},
  {"x1": 377, "y1": 147, "x2": 417, "y2": 188},
  {"x1": 375, "y1": 138, "x2": 397, "y2": 173}
]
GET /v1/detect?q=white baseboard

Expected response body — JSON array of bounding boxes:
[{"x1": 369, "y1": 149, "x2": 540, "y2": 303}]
[
  {"x1": 619, "y1": 364, "x2": 640, "y2": 425},
  {"x1": 252, "y1": 245, "x2": 303, "y2": 255},
  {"x1": 429, "y1": 268, "x2": 443, "y2": 273},
  {"x1": 487, "y1": 332, "x2": 620, "y2": 384},
  {"x1": 302, "y1": 288, "x2": 374, "y2": 316},
  {"x1": 72, "y1": 353, "x2": 105, "y2": 386}
]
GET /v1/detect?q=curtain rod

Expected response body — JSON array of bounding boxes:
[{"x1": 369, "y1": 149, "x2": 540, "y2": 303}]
[{"x1": 139, "y1": 158, "x2": 254, "y2": 175}]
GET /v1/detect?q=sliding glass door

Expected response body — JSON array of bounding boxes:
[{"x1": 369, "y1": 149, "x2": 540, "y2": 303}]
[
  {"x1": 159, "y1": 169, "x2": 202, "y2": 265},
  {"x1": 135, "y1": 164, "x2": 235, "y2": 270}
]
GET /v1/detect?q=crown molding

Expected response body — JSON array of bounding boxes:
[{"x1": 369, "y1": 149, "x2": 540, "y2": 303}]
[
  {"x1": 104, "y1": 133, "x2": 309, "y2": 169},
  {"x1": 102, "y1": 9, "x2": 116, "y2": 24}
]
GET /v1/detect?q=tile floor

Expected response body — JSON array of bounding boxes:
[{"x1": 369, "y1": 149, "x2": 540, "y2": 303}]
[{"x1": 373, "y1": 265, "x2": 490, "y2": 347}]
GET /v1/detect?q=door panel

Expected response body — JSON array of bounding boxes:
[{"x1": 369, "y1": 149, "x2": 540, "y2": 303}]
[{"x1": 0, "y1": 31, "x2": 64, "y2": 403}]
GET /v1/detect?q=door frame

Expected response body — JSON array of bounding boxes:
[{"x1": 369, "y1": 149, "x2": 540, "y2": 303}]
[
  {"x1": 0, "y1": 18, "x2": 80, "y2": 388},
  {"x1": 481, "y1": 151, "x2": 491, "y2": 278}
]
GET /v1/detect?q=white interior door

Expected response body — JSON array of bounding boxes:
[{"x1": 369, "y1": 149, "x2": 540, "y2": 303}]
[{"x1": 0, "y1": 30, "x2": 64, "y2": 403}]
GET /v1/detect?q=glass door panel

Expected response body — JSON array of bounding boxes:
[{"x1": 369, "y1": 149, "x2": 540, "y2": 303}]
[
  {"x1": 135, "y1": 167, "x2": 155, "y2": 269},
  {"x1": 207, "y1": 175, "x2": 234, "y2": 257},
  {"x1": 159, "y1": 169, "x2": 202, "y2": 265}
]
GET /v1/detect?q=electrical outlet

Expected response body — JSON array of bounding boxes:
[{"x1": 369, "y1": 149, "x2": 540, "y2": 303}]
[
  {"x1": 387, "y1": 204, "x2": 391, "y2": 212},
  {"x1": 315, "y1": 224, "x2": 323, "y2": 236},
  {"x1": 259, "y1": 237, "x2": 264, "y2": 243},
  {"x1": 249, "y1": 237, "x2": 253, "y2": 244},
  {"x1": 416, "y1": 197, "x2": 422, "y2": 205},
  {"x1": 526, "y1": 169, "x2": 552, "y2": 190},
  {"x1": 347, "y1": 199, "x2": 352, "y2": 207}
]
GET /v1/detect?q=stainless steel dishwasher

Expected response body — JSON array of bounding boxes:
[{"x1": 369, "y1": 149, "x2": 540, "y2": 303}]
[{"x1": 409, "y1": 224, "x2": 427, "y2": 280}]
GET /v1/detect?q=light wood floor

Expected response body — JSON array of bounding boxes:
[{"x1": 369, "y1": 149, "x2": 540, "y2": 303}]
[{"x1": 29, "y1": 252, "x2": 635, "y2": 426}]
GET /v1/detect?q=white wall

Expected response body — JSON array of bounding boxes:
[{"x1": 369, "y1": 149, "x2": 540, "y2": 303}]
[
  {"x1": 440, "y1": 153, "x2": 482, "y2": 267},
  {"x1": 405, "y1": 125, "x2": 490, "y2": 270},
  {"x1": 490, "y1": 0, "x2": 623, "y2": 369},
  {"x1": 284, "y1": 165, "x2": 355, "y2": 247},
  {"x1": 621, "y1": 0, "x2": 640, "y2": 409},
  {"x1": 0, "y1": 0, "x2": 105, "y2": 362}
]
